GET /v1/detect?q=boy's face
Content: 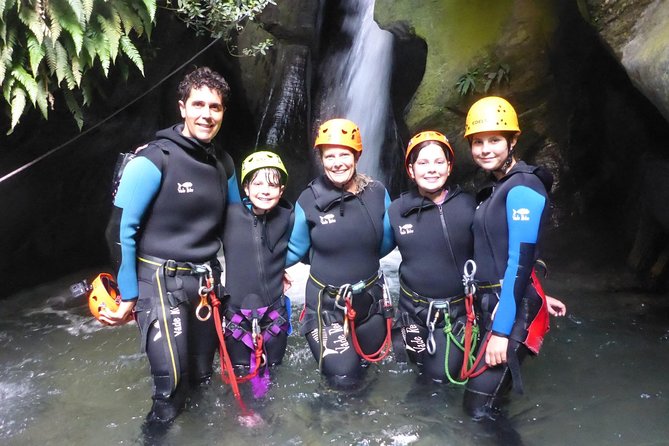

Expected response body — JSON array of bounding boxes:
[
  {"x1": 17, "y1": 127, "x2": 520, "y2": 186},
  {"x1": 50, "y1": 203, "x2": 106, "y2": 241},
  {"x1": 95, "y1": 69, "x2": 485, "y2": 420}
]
[
  {"x1": 179, "y1": 86, "x2": 224, "y2": 143},
  {"x1": 244, "y1": 170, "x2": 284, "y2": 215}
]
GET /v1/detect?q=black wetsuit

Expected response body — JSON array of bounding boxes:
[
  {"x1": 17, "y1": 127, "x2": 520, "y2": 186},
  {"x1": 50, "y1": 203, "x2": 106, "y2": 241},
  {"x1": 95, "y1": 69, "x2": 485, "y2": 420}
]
[
  {"x1": 287, "y1": 175, "x2": 394, "y2": 383},
  {"x1": 111, "y1": 124, "x2": 239, "y2": 422},
  {"x1": 463, "y1": 161, "x2": 553, "y2": 418},
  {"x1": 389, "y1": 186, "x2": 476, "y2": 382},
  {"x1": 222, "y1": 199, "x2": 294, "y2": 367}
]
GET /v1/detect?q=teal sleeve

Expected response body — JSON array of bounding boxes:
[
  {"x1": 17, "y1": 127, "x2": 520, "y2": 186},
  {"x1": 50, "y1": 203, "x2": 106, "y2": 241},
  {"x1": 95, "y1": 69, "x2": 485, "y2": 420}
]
[
  {"x1": 380, "y1": 188, "x2": 396, "y2": 257},
  {"x1": 286, "y1": 202, "x2": 311, "y2": 267}
]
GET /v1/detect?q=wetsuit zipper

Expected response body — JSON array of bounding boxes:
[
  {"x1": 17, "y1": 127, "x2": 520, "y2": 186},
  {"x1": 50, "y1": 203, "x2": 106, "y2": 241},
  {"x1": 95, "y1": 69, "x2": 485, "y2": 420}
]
[
  {"x1": 437, "y1": 203, "x2": 459, "y2": 270},
  {"x1": 253, "y1": 214, "x2": 272, "y2": 305}
]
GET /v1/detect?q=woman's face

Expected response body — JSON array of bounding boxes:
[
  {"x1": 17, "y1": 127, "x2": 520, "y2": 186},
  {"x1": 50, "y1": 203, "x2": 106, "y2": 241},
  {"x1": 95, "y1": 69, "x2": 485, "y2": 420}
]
[
  {"x1": 320, "y1": 145, "x2": 356, "y2": 188},
  {"x1": 470, "y1": 131, "x2": 516, "y2": 172},
  {"x1": 408, "y1": 144, "x2": 450, "y2": 195}
]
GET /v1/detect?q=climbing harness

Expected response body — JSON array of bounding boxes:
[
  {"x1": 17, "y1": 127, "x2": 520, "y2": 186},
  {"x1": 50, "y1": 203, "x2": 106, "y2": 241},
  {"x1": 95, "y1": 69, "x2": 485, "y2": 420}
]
[
  {"x1": 460, "y1": 259, "x2": 491, "y2": 380},
  {"x1": 343, "y1": 275, "x2": 394, "y2": 363}
]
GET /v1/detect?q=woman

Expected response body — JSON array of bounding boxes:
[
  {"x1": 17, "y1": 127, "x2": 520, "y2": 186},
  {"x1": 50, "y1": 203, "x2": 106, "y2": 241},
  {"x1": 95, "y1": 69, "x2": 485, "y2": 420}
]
[
  {"x1": 287, "y1": 118, "x2": 395, "y2": 388},
  {"x1": 388, "y1": 131, "x2": 476, "y2": 383},
  {"x1": 462, "y1": 96, "x2": 566, "y2": 419}
]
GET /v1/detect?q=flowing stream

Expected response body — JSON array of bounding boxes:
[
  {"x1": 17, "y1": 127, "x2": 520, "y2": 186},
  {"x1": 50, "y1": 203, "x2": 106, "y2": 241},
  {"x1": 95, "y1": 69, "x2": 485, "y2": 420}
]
[{"x1": 2, "y1": 221, "x2": 669, "y2": 445}]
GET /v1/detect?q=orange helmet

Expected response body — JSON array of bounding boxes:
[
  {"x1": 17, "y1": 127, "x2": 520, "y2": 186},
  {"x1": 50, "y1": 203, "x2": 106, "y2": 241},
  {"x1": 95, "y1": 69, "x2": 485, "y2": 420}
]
[
  {"x1": 314, "y1": 119, "x2": 363, "y2": 155},
  {"x1": 405, "y1": 131, "x2": 455, "y2": 175},
  {"x1": 88, "y1": 273, "x2": 121, "y2": 320},
  {"x1": 463, "y1": 96, "x2": 520, "y2": 138}
]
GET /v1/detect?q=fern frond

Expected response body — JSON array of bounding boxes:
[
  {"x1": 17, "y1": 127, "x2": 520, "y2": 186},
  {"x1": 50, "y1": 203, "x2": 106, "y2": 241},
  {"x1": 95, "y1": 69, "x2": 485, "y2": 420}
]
[
  {"x1": 119, "y1": 35, "x2": 143, "y2": 75},
  {"x1": 35, "y1": 79, "x2": 49, "y2": 118},
  {"x1": 54, "y1": 40, "x2": 69, "y2": 85},
  {"x1": 97, "y1": 14, "x2": 122, "y2": 61},
  {"x1": 17, "y1": 3, "x2": 47, "y2": 44},
  {"x1": 43, "y1": 36, "x2": 57, "y2": 74},
  {"x1": 27, "y1": 34, "x2": 46, "y2": 75},
  {"x1": 64, "y1": 0, "x2": 86, "y2": 25},
  {"x1": 3, "y1": 76, "x2": 15, "y2": 103},
  {"x1": 114, "y1": 1, "x2": 142, "y2": 36},
  {"x1": 63, "y1": 89, "x2": 83, "y2": 129},
  {"x1": 81, "y1": 0, "x2": 93, "y2": 23},
  {"x1": 9, "y1": 85, "x2": 27, "y2": 134},
  {"x1": 46, "y1": 1, "x2": 63, "y2": 42},
  {"x1": 59, "y1": 13, "x2": 85, "y2": 54},
  {"x1": 11, "y1": 66, "x2": 39, "y2": 105},
  {"x1": 71, "y1": 55, "x2": 82, "y2": 86}
]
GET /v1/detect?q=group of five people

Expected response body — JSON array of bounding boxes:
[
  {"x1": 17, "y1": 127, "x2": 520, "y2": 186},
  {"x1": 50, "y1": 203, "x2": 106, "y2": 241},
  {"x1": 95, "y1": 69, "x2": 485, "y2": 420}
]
[{"x1": 99, "y1": 66, "x2": 566, "y2": 429}]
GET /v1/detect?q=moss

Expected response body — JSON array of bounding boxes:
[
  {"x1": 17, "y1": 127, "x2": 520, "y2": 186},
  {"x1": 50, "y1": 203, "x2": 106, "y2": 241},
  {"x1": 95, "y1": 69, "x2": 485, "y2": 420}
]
[{"x1": 375, "y1": 0, "x2": 514, "y2": 127}]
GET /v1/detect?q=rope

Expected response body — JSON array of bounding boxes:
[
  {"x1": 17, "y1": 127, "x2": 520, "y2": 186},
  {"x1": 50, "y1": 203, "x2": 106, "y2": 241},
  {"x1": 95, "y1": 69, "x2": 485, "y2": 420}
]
[{"x1": 0, "y1": 37, "x2": 222, "y2": 185}]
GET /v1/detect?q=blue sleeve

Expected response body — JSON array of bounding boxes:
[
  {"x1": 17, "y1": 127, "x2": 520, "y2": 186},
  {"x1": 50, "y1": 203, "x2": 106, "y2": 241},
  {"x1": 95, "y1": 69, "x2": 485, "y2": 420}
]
[
  {"x1": 227, "y1": 171, "x2": 241, "y2": 204},
  {"x1": 114, "y1": 157, "x2": 162, "y2": 301},
  {"x1": 492, "y1": 185, "x2": 546, "y2": 335},
  {"x1": 286, "y1": 202, "x2": 311, "y2": 267},
  {"x1": 380, "y1": 188, "x2": 396, "y2": 257}
]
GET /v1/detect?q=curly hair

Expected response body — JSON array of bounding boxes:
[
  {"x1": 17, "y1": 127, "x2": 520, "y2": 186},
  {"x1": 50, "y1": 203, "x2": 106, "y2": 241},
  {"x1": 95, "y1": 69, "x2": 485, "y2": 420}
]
[{"x1": 178, "y1": 66, "x2": 230, "y2": 105}]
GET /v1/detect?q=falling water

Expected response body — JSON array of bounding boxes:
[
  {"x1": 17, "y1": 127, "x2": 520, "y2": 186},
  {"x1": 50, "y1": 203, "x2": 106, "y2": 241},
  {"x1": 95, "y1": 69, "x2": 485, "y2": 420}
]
[{"x1": 317, "y1": 0, "x2": 394, "y2": 183}]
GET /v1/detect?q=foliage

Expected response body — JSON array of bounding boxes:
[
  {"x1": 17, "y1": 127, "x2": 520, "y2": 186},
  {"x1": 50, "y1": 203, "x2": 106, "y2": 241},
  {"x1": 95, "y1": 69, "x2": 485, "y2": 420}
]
[
  {"x1": 1, "y1": 0, "x2": 155, "y2": 134},
  {"x1": 456, "y1": 62, "x2": 511, "y2": 96},
  {"x1": 168, "y1": 0, "x2": 275, "y2": 56}
]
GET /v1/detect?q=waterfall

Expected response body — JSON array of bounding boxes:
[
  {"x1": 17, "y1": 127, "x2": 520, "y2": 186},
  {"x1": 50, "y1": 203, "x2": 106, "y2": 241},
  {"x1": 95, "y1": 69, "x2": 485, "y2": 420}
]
[{"x1": 317, "y1": 0, "x2": 394, "y2": 183}]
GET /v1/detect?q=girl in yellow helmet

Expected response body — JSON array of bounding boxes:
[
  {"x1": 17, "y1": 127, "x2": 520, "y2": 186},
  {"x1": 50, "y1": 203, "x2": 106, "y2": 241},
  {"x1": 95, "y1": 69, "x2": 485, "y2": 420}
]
[{"x1": 462, "y1": 96, "x2": 566, "y2": 419}]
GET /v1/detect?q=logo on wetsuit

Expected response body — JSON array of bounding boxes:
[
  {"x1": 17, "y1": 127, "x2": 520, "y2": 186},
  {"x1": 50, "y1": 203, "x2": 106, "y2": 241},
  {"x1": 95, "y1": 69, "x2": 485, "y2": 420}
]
[
  {"x1": 177, "y1": 182, "x2": 194, "y2": 193},
  {"x1": 319, "y1": 213, "x2": 337, "y2": 225},
  {"x1": 512, "y1": 208, "x2": 530, "y2": 221},
  {"x1": 398, "y1": 224, "x2": 414, "y2": 235}
]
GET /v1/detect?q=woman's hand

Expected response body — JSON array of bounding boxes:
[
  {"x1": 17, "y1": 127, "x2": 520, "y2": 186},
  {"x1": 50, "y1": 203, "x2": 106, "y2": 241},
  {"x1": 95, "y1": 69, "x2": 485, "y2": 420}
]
[
  {"x1": 546, "y1": 295, "x2": 567, "y2": 317},
  {"x1": 485, "y1": 334, "x2": 509, "y2": 367},
  {"x1": 282, "y1": 270, "x2": 293, "y2": 293},
  {"x1": 99, "y1": 300, "x2": 136, "y2": 326}
]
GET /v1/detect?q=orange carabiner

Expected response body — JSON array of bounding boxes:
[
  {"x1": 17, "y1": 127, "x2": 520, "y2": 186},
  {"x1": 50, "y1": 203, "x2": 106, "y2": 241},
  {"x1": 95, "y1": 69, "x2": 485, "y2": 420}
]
[{"x1": 196, "y1": 294, "x2": 212, "y2": 321}]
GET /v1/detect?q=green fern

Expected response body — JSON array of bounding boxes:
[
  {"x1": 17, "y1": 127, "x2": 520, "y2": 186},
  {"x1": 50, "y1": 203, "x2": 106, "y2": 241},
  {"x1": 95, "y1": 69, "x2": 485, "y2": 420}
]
[
  {"x1": 120, "y1": 35, "x2": 144, "y2": 74},
  {"x1": 10, "y1": 86, "x2": 27, "y2": 131}
]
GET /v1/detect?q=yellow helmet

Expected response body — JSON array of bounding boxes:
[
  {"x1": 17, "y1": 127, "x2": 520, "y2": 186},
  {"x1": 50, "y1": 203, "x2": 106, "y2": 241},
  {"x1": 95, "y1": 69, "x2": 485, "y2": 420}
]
[
  {"x1": 240, "y1": 150, "x2": 288, "y2": 184},
  {"x1": 405, "y1": 131, "x2": 454, "y2": 175},
  {"x1": 463, "y1": 96, "x2": 520, "y2": 138},
  {"x1": 314, "y1": 118, "x2": 363, "y2": 154},
  {"x1": 88, "y1": 273, "x2": 121, "y2": 320}
]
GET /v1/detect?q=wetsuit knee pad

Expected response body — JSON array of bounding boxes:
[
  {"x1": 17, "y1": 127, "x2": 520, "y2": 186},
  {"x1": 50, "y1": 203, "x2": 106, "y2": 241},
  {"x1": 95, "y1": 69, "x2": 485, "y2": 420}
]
[
  {"x1": 264, "y1": 331, "x2": 288, "y2": 365},
  {"x1": 305, "y1": 325, "x2": 361, "y2": 378}
]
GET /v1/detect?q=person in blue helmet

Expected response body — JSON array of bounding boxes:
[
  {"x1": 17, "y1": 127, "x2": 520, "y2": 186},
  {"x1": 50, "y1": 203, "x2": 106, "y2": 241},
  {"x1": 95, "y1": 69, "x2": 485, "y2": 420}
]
[
  {"x1": 460, "y1": 96, "x2": 566, "y2": 420},
  {"x1": 388, "y1": 130, "x2": 477, "y2": 384},
  {"x1": 286, "y1": 118, "x2": 395, "y2": 388},
  {"x1": 99, "y1": 66, "x2": 241, "y2": 426},
  {"x1": 221, "y1": 151, "x2": 294, "y2": 397}
]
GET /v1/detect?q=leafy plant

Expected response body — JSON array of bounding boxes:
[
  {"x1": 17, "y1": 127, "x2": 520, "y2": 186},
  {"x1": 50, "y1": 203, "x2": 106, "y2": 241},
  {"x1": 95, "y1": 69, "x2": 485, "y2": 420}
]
[
  {"x1": 168, "y1": 0, "x2": 276, "y2": 56},
  {"x1": 1, "y1": 0, "x2": 156, "y2": 134},
  {"x1": 456, "y1": 68, "x2": 478, "y2": 96},
  {"x1": 483, "y1": 63, "x2": 510, "y2": 93},
  {"x1": 455, "y1": 62, "x2": 511, "y2": 96}
]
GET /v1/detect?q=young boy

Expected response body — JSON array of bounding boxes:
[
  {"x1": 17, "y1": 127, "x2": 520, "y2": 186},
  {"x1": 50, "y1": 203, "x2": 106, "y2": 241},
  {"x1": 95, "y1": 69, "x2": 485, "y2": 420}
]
[{"x1": 221, "y1": 151, "x2": 294, "y2": 395}]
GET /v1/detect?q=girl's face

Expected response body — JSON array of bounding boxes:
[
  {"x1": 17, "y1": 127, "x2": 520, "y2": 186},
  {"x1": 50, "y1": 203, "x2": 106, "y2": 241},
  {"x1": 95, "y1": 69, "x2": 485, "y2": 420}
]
[
  {"x1": 408, "y1": 144, "x2": 450, "y2": 195},
  {"x1": 244, "y1": 169, "x2": 284, "y2": 215},
  {"x1": 470, "y1": 131, "x2": 516, "y2": 173},
  {"x1": 320, "y1": 145, "x2": 356, "y2": 188}
]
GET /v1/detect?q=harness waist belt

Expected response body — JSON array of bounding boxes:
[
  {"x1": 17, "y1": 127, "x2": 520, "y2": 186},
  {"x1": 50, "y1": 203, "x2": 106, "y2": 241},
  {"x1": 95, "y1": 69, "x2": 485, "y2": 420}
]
[
  {"x1": 309, "y1": 271, "x2": 380, "y2": 297},
  {"x1": 399, "y1": 277, "x2": 464, "y2": 306},
  {"x1": 137, "y1": 253, "x2": 217, "y2": 277}
]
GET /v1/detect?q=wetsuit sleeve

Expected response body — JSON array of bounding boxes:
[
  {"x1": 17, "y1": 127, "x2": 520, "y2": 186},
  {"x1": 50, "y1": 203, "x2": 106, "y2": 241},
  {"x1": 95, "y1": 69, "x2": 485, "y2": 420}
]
[
  {"x1": 380, "y1": 188, "x2": 396, "y2": 257},
  {"x1": 227, "y1": 171, "x2": 241, "y2": 204},
  {"x1": 113, "y1": 157, "x2": 162, "y2": 301},
  {"x1": 492, "y1": 185, "x2": 546, "y2": 335},
  {"x1": 286, "y1": 201, "x2": 311, "y2": 267}
]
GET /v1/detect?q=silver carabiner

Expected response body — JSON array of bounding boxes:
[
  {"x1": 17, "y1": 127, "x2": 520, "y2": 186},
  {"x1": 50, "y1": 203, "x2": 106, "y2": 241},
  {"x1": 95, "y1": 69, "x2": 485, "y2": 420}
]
[
  {"x1": 462, "y1": 259, "x2": 477, "y2": 296},
  {"x1": 426, "y1": 301, "x2": 438, "y2": 355}
]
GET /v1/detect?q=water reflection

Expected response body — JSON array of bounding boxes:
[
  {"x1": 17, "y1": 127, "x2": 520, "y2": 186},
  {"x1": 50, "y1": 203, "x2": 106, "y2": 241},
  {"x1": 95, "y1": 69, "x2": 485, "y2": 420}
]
[{"x1": 1, "y1": 243, "x2": 668, "y2": 445}]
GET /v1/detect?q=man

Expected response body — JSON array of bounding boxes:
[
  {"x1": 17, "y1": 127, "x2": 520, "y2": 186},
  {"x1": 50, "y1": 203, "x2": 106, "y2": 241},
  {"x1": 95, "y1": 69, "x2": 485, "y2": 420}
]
[{"x1": 100, "y1": 66, "x2": 240, "y2": 426}]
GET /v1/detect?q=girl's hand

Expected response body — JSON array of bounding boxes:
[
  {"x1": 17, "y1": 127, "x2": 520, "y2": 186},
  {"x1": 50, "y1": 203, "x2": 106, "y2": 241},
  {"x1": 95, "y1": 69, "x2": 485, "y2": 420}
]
[
  {"x1": 546, "y1": 295, "x2": 567, "y2": 317},
  {"x1": 485, "y1": 334, "x2": 509, "y2": 367},
  {"x1": 99, "y1": 300, "x2": 136, "y2": 326}
]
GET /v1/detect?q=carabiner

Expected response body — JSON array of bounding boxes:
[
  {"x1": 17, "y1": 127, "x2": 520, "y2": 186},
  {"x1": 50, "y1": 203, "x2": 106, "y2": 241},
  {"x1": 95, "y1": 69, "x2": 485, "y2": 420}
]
[
  {"x1": 426, "y1": 301, "x2": 439, "y2": 355},
  {"x1": 463, "y1": 259, "x2": 477, "y2": 296},
  {"x1": 252, "y1": 318, "x2": 261, "y2": 346},
  {"x1": 195, "y1": 295, "x2": 212, "y2": 321}
]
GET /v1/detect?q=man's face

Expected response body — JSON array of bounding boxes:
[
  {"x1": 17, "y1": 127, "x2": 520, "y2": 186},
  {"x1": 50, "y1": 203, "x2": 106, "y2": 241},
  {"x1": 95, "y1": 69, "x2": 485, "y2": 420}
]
[{"x1": 179, "y1": 86, "x2": 224, "y2": 143}]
